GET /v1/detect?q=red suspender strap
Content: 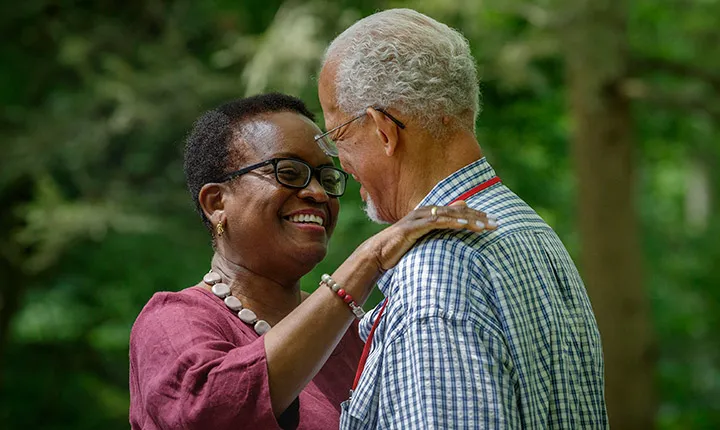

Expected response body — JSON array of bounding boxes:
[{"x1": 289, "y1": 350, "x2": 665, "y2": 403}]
[
  {"x1": 350, "y1": 175, "x2": 501, "y2": 393},
  {"x1": 451, "y1": 176, "x2": 501, "y2": 204},
  {"x1": 351, "y1": 297, "x2": 388, "y2": 390}
]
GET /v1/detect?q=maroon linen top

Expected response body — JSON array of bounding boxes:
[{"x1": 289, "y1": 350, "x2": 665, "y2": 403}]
[{"x1": 129, "y1": 286, "x2": 363, "y2": 429}]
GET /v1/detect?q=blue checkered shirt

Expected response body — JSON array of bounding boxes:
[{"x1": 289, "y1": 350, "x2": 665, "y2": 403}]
[{"x1": 340, "y1": 158, "x2": 608, "y2": 429}]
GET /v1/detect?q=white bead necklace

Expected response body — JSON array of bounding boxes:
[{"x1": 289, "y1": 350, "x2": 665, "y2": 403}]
[{"x1": 203, "y1": 271, "x2": 271, "y2": 335}]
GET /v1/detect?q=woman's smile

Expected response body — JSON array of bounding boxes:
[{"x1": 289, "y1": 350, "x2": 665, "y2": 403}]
[{"x1": 283, "y1": 208, "x2": 329, "y2": 234}]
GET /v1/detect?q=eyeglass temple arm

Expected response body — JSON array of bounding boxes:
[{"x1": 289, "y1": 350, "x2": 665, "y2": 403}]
[
  {"x1": 218, "y1": 159, "x2": 274, "y2": 183},
  {"x1": 372, "y1": 107, "x2": 406, "y2": 129},
  {"x1": 316, "y1": 112, "x2": 367, "y2": 141},
  {"x1": 315, "y1": 106, "x2": 405, "y2": 142}
]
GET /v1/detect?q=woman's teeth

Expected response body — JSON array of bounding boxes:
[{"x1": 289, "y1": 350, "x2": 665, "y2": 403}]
[{"x1": 288, "y1": 214, "x2": 324, "y2": 226}]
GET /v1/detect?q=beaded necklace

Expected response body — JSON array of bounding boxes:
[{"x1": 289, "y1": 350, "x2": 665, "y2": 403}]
[{"x1": 202, "y1": 271, "x2": 271, "y2": 335}]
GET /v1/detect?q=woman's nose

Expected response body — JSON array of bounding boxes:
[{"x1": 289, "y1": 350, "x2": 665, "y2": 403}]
[{"x1": 297, "y1": 176, "x2": 329, "y2": 202}]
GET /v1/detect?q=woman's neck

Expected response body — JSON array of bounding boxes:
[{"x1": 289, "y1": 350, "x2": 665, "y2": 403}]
[{"x1": 210, "y1": 253, "x2": 302, "y2": 327}]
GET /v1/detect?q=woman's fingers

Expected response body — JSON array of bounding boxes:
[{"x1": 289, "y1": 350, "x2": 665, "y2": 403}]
[
  {"x1": 368, "y1": 202, "x2": 501, "y2": 272},
  {"x1": 425, "y1": 203, "x2": 498, "y2": 232},
  {"x1": 399, "y1": 203, "x2": 498, "y2": 244}
]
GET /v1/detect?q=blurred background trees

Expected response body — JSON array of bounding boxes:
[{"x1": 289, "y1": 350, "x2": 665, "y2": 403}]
[{"x1": 0, "y1": 0, "x2": 718, "y2": 428}]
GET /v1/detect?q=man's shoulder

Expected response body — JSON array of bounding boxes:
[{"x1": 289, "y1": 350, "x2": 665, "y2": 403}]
[
  {"x1": 384, "y1": 232, "x2": 490, "y2": 321},
  {"x1": 395, "y1": 231, "x2": 483, "y2": 280}
]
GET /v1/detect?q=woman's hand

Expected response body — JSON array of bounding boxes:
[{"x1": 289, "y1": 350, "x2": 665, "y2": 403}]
[{"x1": 360, "y1": 201, "x2": 497, "y2": 272}]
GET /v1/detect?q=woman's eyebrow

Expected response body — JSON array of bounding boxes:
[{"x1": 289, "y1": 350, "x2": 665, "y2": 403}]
[
  {"x1": 272, "y1": 152, "x2": 336, "y2": 168},
  {"x1": 271, "y1": 151, "x2": 297, "y2": 158}
]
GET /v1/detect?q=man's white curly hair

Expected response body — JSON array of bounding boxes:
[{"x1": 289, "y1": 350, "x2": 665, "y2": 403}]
[{"x1": 324, "y1": 8, "x2": 480, "y2": 137}]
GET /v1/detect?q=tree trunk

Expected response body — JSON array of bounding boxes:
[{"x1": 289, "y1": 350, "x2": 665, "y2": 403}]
[
  {"x1": 0, "y1": 268, "x2": 24, "y2": 390},
  {"x1": 0, "y1": 177, "x2": 34, "y2": 393},
  {"x1": 560, "y1": 0, "x2": 656, "y2": 428}
]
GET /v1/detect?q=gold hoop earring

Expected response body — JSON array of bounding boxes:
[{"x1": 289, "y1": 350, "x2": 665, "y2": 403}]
[{"x1": 216, "y1": 222, "x2": 225, "y2": 237}]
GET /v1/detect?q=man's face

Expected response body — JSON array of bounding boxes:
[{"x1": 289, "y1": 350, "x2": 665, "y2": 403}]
[{"x1": 318, "y1": 63, "x2": 394, "y2": 224}]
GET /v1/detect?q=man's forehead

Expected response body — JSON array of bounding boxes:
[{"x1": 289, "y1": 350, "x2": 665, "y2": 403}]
[
  {"x1": 318, "y1": 62, "x2": 339, "y2": 105},
  {"x1": 319, "y1": 57, "x2": 339, "y2": 81}
]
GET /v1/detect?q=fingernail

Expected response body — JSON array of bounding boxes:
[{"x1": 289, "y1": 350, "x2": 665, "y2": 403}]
[
  {"x1": 476, "y1": 221, "x2": 485, "y2": 229},
  {"x1": 457, "y1": 218, "x2": 469, "y2": 224},
  {"x1": 488, "y1": 219, "x2": 498, "y2": 229}
]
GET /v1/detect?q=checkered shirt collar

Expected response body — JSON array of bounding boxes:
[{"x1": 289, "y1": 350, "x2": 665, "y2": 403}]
[{"x1": 415, "y1": 157, "x2": 496, "y2": 208}]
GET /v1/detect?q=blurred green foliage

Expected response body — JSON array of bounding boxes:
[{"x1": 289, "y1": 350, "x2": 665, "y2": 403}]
[{"x1": 0, "y1": 0, "x2": 718, "y2": 428}]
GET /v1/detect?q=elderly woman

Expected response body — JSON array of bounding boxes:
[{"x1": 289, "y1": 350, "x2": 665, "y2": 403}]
[{"x1": 129, "y1": 93, "x2": 493, "y2": 429}]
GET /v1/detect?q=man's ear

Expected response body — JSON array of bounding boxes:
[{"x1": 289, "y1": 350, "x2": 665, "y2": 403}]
[
  {"x1": 367, "y1": 107, "x2": 400, "y2": 157},
  {"x1": 198, "y1": 182, "x2": 226, "y2": 225}
]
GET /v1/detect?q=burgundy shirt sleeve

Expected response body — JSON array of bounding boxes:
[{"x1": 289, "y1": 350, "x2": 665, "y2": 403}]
[{"x1": 129, "y1": 290, "x2": 281, "y2": 430}]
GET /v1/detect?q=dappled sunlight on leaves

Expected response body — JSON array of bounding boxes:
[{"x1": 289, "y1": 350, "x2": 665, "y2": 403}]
[{"x1": 0, "y1": 0, "x2": 718, "y2": 428}]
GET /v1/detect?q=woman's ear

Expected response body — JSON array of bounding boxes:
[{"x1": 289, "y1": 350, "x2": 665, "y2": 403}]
[
  {"x1": 198, "y1": 183, "x2": 225, "y2": 225},
  {"x1": 367, "y1": 107, "x2": 400, "y2": 157}
]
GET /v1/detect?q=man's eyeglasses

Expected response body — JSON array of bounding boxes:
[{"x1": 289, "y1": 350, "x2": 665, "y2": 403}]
[
  {"x1": 218, "y1": 157, "x2": 349, "y2": 197},
  {"x1": 315, "y1": 107, "x2": 406, "y2": 157}
]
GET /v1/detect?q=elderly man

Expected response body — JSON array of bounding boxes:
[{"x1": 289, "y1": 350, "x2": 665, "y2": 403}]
[{"x1": 317, "y1": 8, "x2": 608, "y2": 430}]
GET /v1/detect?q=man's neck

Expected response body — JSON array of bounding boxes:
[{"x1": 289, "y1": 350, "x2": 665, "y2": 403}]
[{"x1": 399, "y1": 131, "x2": 483, "y2": 217}]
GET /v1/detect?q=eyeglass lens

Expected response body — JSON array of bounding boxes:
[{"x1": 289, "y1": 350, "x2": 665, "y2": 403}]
[
  {"x1": 316, "y1": 134, "x2": 339, "y2": 158},
  {"x1": 275, "y1": 159, "x2": 345, "y2": 196}
]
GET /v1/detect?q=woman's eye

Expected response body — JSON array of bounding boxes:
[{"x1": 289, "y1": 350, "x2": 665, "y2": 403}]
[{"x1": 278, "y1": 168, "x2": 302, "y2": 180}]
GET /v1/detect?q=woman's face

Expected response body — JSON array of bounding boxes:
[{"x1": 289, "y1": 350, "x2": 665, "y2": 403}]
[{"x1": 218, "y1": 111, "x2": 341, "y2": 279}]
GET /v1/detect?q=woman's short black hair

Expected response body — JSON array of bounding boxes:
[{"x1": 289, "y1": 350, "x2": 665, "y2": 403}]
[{"x1": 183, "y1": 93, "x2": 316, "y2": 229}]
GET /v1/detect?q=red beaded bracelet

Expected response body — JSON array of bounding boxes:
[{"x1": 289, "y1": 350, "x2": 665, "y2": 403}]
[{"x1": 321, "y1": 274, "x2": 366, "y2": 319}]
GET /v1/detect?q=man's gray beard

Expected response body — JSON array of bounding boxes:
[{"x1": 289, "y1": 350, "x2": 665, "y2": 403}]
[{"x1": 363, "y1": 193, "x2": 390, "y2": 225}]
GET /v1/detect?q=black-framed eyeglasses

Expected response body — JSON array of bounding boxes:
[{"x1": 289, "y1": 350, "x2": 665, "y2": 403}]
[
  {"x1": 314, "y1": 106, "x2": 406, "y2": 157},
  {"x1": 218, "y1": 157, "x2": 349, "y2": 197}
]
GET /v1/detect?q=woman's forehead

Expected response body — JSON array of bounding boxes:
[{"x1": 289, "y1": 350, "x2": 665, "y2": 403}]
[{"x1": 234, "y1": 112, "x2": 330, "y2": 164}]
